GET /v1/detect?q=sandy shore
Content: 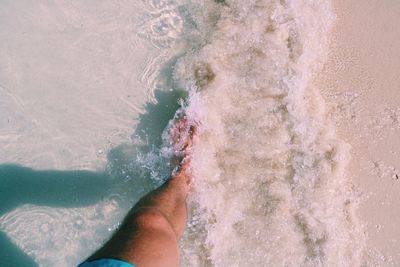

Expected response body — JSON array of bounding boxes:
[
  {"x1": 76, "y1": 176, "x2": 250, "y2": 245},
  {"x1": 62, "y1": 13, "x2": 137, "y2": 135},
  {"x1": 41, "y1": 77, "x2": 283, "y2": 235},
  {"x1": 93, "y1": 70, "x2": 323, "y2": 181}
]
[{"x1": 316, "y1": 0, "x2": 400, "y2": 264}]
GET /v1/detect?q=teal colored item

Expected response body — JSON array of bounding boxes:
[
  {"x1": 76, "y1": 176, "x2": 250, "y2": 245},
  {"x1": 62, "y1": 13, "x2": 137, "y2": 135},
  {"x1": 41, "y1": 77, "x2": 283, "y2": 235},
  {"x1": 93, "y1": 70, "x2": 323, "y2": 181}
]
[{"x1": 78, "y1": 259, "x2": 136, "y2": 267}]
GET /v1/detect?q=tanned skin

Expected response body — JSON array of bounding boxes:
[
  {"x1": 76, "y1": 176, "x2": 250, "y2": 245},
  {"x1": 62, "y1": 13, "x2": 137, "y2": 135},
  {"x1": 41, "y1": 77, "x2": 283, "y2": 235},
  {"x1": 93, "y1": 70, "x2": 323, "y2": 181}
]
[{"x1": 86, "y1": 117, "x2": 196, "y2": 267}]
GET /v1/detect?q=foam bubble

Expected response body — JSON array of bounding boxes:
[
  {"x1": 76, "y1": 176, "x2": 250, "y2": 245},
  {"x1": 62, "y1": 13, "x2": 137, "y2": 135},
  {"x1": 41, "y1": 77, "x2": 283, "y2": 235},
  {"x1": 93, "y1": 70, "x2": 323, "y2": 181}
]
[{"x1": 177, "y1": 0, "x2": 365, "y2": 266}]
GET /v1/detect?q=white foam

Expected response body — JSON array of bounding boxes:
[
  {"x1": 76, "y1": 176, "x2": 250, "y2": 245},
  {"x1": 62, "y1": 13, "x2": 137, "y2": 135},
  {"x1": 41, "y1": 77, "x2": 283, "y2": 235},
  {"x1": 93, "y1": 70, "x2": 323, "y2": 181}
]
[{"x1": 177, "y1": 0, "x2": 365, "y2": 266}]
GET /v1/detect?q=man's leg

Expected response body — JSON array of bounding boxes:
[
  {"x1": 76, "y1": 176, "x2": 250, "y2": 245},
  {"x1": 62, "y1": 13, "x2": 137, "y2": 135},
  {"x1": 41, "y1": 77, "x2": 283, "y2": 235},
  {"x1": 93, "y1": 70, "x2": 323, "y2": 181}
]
[{"x1": 86, "y1": 118, "x2": 194, "y2": 267}]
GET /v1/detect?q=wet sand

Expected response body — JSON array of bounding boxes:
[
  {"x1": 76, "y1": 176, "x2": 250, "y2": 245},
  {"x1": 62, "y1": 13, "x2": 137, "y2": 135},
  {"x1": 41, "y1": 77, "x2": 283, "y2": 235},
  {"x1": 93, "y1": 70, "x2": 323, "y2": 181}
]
[{"x1": 316, "y1": 0, "x2": 400, "y2": 264}]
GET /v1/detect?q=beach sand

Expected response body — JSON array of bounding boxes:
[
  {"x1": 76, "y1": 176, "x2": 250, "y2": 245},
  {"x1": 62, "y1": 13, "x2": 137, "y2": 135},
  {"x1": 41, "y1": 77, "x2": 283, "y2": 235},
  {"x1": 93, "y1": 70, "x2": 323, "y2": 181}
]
[{"x1": 316, "y1": 0, "x2": 400, "y2": 264}]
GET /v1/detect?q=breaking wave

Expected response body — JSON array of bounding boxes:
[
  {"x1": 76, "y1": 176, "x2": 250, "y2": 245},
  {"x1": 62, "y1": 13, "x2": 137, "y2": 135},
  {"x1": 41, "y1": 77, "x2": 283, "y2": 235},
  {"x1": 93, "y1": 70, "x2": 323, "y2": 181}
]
[{"x1": 171, "y1": 0, "x2": 365, "y2": 266}]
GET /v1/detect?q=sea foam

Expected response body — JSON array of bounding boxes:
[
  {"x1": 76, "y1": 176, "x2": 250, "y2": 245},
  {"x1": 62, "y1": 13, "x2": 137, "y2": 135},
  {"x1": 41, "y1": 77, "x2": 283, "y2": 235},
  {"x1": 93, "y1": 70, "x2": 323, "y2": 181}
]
[{"x1": 174, "y1": 0, "x2": 365, "y2": 266}]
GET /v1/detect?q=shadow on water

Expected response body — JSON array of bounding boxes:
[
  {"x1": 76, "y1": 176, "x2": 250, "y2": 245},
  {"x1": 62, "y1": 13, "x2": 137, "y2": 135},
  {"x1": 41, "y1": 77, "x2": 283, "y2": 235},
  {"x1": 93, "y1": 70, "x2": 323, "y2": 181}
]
[
  {"x1": 0, "y1": 166, "x2": 111, "y2": 215},
  {"x1": 0, "y1": 87, "x2": 185, "y2": 266},
  {"x1": 134, "y1": 88, "x2": 186, "y2": 148}
]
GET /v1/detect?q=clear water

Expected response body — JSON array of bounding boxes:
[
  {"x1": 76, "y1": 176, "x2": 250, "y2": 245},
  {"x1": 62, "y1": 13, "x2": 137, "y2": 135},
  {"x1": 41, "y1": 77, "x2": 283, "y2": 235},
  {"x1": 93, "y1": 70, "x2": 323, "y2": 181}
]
[{"x1": 0, "y1": 0, "x2": 365, "y2": 266}]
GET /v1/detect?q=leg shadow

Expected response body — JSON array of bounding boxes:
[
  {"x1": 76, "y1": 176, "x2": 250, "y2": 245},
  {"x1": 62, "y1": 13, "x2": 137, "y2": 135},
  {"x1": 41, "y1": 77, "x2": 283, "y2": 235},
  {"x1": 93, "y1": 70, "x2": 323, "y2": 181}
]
[{"x1": 0, "y1": 165, "x2": 111, "y2": 215}]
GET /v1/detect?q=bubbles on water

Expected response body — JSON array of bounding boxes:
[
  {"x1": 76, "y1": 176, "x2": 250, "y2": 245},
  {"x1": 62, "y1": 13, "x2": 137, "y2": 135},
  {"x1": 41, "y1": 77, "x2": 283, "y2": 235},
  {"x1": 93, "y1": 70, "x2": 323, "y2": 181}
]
[
  {"x1": 177, "y1": 0, "x2": 365, "y2": 266},
  {"x1": 107, "y1": 222, "x2": 121, "y2": 232},
  {"x1": 147, "y1": 0, "x2": 175, "y2": 9},
  {"x1": 138, "y1": 0, "x2": 185, "y2": 48},
  {"x1": 151, "y1": 11, "x2": 183, "y2": 37}
]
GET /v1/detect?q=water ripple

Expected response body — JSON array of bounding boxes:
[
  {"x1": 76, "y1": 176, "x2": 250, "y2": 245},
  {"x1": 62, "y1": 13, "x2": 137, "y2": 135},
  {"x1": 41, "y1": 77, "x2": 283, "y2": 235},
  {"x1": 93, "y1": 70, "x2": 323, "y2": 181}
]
[
  {"x1": 0, "y1": 200, "x2": 121, "y2": 266},
  {"x1": 138, "y1": 0, "x2": 184, "y2": 48}
]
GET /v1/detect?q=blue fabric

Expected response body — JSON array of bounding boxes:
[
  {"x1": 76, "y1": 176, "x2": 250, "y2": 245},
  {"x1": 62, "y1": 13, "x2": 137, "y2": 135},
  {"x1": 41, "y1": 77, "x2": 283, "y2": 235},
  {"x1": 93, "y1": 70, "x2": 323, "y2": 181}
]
[{"x1": 78, "y1": 259, "x2": 136, "y2": 267}]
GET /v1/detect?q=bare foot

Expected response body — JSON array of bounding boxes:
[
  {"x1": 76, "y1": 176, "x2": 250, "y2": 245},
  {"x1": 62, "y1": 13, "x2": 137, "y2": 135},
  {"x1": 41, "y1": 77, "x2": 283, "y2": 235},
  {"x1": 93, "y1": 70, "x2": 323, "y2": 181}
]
[{"x1": 167, "y1": 115, "x2": 196, "y2": 185}]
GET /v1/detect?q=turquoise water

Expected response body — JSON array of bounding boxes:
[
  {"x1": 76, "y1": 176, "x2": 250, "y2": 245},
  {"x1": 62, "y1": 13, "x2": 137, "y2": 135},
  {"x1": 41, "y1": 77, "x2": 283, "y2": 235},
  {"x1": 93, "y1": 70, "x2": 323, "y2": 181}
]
[
  {"x1": 0, "y1": 86, "x2": 183, "y2": 264},
  {"x1": 0, "y1": 0, "x2": 365, "y2": 266},
  {"x1": 0, "y1": 90, "x2": 184, "y2": 266},
  {"x1": 0, "y1": 1, "x2": 187, "y2": 265}
]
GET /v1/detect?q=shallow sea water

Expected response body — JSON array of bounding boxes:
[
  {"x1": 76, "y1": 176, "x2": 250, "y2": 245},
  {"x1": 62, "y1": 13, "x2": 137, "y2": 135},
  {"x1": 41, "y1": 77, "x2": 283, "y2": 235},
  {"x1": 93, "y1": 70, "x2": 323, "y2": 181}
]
[{"x1": 0, "y1": 0, "x2": 365, "y2": 266}]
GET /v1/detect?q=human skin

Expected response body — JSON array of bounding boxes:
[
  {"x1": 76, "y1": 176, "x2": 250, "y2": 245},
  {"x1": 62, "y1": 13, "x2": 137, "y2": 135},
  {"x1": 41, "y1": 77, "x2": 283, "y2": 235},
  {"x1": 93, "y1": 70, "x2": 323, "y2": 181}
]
[{"x1": 86, "y1": 118, "x2": 195, "y2": 267}]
